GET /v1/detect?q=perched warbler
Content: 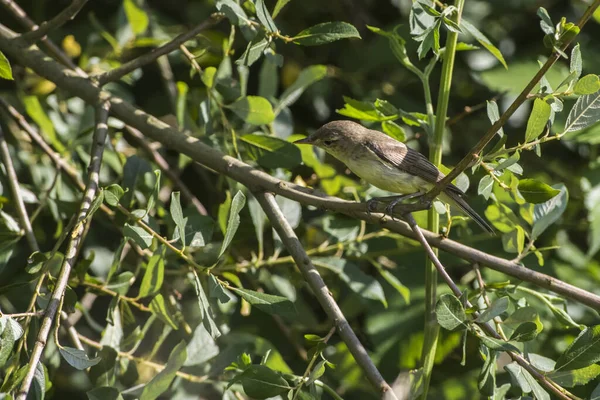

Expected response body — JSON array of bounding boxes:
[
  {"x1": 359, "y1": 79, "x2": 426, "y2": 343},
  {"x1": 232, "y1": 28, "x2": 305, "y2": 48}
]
[{"x1": 294, "y1": 120, "x2": 494, "y2": 234}]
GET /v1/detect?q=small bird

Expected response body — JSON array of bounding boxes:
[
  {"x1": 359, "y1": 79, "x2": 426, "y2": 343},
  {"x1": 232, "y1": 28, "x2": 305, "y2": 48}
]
[{"x1": 294, "y1": 120, "x2": 494, "y2": 234}]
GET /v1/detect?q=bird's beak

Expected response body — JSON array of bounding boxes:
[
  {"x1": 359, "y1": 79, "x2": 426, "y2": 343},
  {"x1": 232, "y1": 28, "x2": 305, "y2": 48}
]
[{"x1": 294, "y1": 137, "x2": 313, "y2": 145}]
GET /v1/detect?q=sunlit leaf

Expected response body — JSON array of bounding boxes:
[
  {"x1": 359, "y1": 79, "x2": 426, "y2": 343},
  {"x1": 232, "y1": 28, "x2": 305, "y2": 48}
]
[
  {"x1": 225, "y1": 96, "x2": 275, "y2": 125},
  {"x1": 293, "y1": 22, "x2": 361, "y2": 46},
  {"x1": 0, "y1": 51, "x2": 13, "y2": 80},
  {"x1": 140, "y1": 341, "x2": 187, "y2": 400}
]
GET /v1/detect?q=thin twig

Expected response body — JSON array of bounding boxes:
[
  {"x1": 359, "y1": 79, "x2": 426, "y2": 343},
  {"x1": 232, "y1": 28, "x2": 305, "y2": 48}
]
[
  {"x1": 94, "y1": 14, "x2": 223, "y2": 85},
  {"x1": 473, "y1": 264, "x2": 507, "y2": 340},
  {"x1": 77, "y1": 334, "x2": 209, "y2": 383},
  {"x1": 402, "y1": 212, "x2": 576, "y2": 400},
  {"x1": 16, "y1": 100, "x2": 110, "y2": 400},
  {"x1": 19, "y1": 0, "x2": 88, "y2": 43},
  {"x1": 1, "y1": 27, "x2": 599, "y2": 310},
  {"x1": 427, "y1": 0, "x2": 600, "y2": 201},
  {"x1": 254, "y1": 191, "x2": 396, "y2": 398},
  {"x1": 0, "y1": 125, "x2": 39, "y2": 252}
]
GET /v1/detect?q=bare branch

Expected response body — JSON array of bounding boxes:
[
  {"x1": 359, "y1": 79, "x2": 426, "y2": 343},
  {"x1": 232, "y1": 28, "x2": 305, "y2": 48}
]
[
  {"x1": 16, "y1": 100, "x2": 110, "y2": 400},
  {"x1": 1, "y1": 29, "x2": 599, "y2": 311},
  {"x1": 19, "y1": 0, "x2": 89, "y2": 44},
  {"x1": 426, "y1": 0, "x2": 600, "y2": 200},
  {"x1": 403, "y1": 213, "x2": 575, "y2": 400},
  {"x1": 94, "y1": 14, "x2": 223, "y2": 86},
  {"x1": 0, "y1": 125, "x2": 39, "y2": 252},
  {"x1": 255, "y1": 191, "x2": 395, "y2": 397}
]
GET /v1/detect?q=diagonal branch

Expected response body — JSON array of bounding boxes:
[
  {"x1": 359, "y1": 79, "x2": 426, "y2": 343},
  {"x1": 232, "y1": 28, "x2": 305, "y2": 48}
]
[
  {"x1": 16, "y1": 100, "x2": 110, "y2": 400},
  {"x1": 0, "y1": 0, "x2": 84, "y2": 74},
  {"x1": 255, "y1": 191, "x2": 396, "y2": 397},
  {"x1": 94, "y1": 14, "x2": 223, "y2": 86},
  {"x1": 426, "y1": 0, "x2": 600, "y2": 201},
  {"x1": 19, "y1": 0, "x2": 89, "y2": 44},
  {"x1": 1, "y1": 29, "x2": 599, "y2": 311},
  {"x1": 402, "y1": 212, "x2": 575, "y2": 400},
  {"x1": 0, "y1": 125, "x2": 39, "y2": 253}
]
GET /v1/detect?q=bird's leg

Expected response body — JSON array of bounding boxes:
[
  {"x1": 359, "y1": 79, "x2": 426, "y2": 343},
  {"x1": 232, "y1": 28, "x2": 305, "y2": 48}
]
[
  {"x1": 366, "y1": 193, "x2": 422, "y2": 215},
  {"x1": 383, "y1": 192, "x2": 426, "y2": 220}
]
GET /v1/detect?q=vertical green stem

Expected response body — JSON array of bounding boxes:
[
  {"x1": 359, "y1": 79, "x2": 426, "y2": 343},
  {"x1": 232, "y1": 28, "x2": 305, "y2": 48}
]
[{"x1": 421, "y1": 1, "x2": 465, "y2": 399}]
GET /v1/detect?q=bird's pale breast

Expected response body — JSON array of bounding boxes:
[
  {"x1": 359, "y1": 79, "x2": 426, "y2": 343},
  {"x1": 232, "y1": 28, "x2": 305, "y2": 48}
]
[{"x1": 343, "y1": 149, "x2": 433, "y2": 194}]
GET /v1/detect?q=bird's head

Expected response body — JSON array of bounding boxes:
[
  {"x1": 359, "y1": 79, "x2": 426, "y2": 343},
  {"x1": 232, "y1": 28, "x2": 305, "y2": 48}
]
[{"x1": 294, "y1": 120, "x2": 365, "y2": 161}]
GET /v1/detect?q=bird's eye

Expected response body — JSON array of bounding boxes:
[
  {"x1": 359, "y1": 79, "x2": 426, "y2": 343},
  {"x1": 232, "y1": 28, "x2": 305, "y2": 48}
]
[{"x1": 323, "y1": 140, "x2": 333, "y2": 146}]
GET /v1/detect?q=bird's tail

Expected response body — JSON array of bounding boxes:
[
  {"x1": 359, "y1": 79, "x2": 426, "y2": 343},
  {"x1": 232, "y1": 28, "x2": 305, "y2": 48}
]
[{"x1": 440, "y1": 191, "x2": 495, "y2": 234}]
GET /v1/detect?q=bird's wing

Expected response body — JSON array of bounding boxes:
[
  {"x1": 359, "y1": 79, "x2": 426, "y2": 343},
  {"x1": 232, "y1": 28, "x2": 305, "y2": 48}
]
[{"x1": 364, "y1": 136, "x2": 465, "y2": 195}]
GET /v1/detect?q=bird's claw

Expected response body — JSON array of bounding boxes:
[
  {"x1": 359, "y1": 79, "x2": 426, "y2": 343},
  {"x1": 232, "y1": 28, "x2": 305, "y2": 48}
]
[{"x1": 366, "y1": 198, "x2": 379, "y2": 215}]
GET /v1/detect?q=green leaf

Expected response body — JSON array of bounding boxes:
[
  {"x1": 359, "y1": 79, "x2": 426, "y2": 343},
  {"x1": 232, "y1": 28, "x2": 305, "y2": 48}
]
[
  {"x1": 140, "y1": 341, "x2": 187, "y2": 400},
  {"x1": 372, "y1": 263, "x2": 410, "y2": 304},
  {"x1": 505, "y1": 363, "x2": 550, "y2": 400},
  {"x1": 216, "y1": 0, "x2": 251, "y2": 26},
  {"x1": 176, "y1": 81, "x2": 188, "y2": 127},
  {"x1": 574, "y1": 74, "x2": 600, "y2": 95},
  {"x1": 509, "y1": 321, "x2": 540, "y2": 342},
  {"x1": 237, "y1": 35, "x2": 270, "y2": 67},
  {"x1": 106, "y1": 272, "x2": 134, "y2": 295},
  {"x1": 59, "y1": 347, "x2": 101, "y2": 370},
  {"x1": 486, "y1": 100, "x2": 504, "y2": 137},
  {"x1": 564, "y1": 89, "x2": 600, "y2": 133},
  {"x1": 225, "y1": 96, "x2": 275, "y2": 125},
  {"x1": 477, "y1": 175, "x2": 494, "y2": 200},
  {"x1": 272, "y1": 0, "x2": 290, "y2": 18},
  {"x1": 524, "y1": 98, "x2": 551, "y2": 142},
  {"x1": 174, "y1": 214, "x2": 214, "y2": 248},
  {"x1": 219, "y1": 191, "x2": 246, "y2": 258},
  {"x1": 435, "y1": 293, "x2": 466, "y2": 331},
  {"x1": 275, "y1": 65, "x2": 327, "y2": 115},
  {"x1": 537, "y1": 7, "x2": 554, "y2": 35},
  {"x1": 570, "y1": 44, "x2": 582, "y2": 79},
  {"x1": 475, "y1": 296, "x2": 509, "y2": 323},
  {"x1": 0, "y1": 51, "x2": 13, "y2": 80},
  {"x1": 381, "y1": 120, "x2": 406, "y2": 142},
  {"x1": 293, "y1": 22, "x2": 361, "y2": 46},
  {"x1": 184, "y1": 324, "x2": 219, "y2": 366},
  {"x1": 189, "y1": 271, "x2": 221, "y2": 338},
  {"x1": 123, "y1": 223, "x2": 153, "y2": 249},
  {"x1": 170, "y1": 192, "x2": 186, "y2": 248},
  {"x1": 314, "y1": 257, "x2": 387, "y2": 307},
  {"x1": 547, "y1": 364, "x2": 600, "y2": 388},
  {"x1": 518, "y1": 179, "x2": 560, "y2": 204},
  {"x1": 461, "y1": 19, "x2": 507, "y2": 69},
  {"x1": 230, "y1": 365, "x2": 291, "y2": 398},
  {"x1": 478, "y1": 347, "x2": 497, "y2": 396},
  {"x1": 123, "y1": 0, "x2": 149, "y2": 35},
  {"x1": 255, "y1": 0, "x2": 277, "y2": 32},
  {"x1": 555, "y1": 325, "x2": 600, "y2": 371},
  {"x1": 502, "y1": 226, "x2": 525, "y2": 253},
  {"x1": 104, "y1": 184, "x2": 124, "y2": 207},
  {"x1": 336, "y1": 96, "x2": 398, "y2": 121},
  {"x1": 241, "y1": 134, "x2": 302, "y2": 169},
  {"x1": 478, "y1": 336, "x2": 520, "y2": 353},
  {"x1": 409, "y1": 0, "x2": 437, "y2": 37},
  {"x1": 230, "y1": 287, "x2": 296, "y2": 318},
  {"x1": 22, "y1": 95, "x2": 65, "y2": 153},
  {"x1": 149, "y1": 294, "x2": 179, "y2": 329},
  {"x1": 87, "y1": 387, "x2": 124, "y2": 400},
  {"x1": 138, "y1": 249, "x2": 165, "y2": 298},
  {"x1": 531, "y1": 184, "x2": 568, "y2": 239}
]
